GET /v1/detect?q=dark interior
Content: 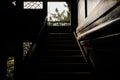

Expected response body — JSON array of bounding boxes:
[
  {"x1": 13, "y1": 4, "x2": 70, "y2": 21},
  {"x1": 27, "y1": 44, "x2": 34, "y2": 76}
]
[{"x1": 1, "y1": 0, "x2": 120, "y2": 80}]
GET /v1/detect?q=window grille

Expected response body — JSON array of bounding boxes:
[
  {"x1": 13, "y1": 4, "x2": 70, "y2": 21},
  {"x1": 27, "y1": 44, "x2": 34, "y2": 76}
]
[{"x1": 23, "y1": 1, "x2": 43, "y2": 9}]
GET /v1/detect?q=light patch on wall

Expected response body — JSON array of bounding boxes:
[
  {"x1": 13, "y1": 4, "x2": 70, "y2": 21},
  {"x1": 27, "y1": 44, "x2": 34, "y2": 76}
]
[
  {"x1": 23, "y1": 1, "x2": 43, "y2": 9},
  {"x1": 7, "y1": 57, "x2": 14, "y2": 80},
  {"x1": 12, "y1": 1, "x2": 16, "y2": 6},
  {"x1": 87, "y1": 0, "x2": 101, "y2": 16},
  {"x1": 23, "y1": 42, "x2": 32, "y2": 58}
]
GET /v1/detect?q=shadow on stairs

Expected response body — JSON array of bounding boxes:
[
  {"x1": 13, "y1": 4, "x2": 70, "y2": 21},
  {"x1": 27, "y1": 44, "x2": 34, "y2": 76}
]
[{"x1": 22, "y1": 27, "x2": 95, "y2": 80}]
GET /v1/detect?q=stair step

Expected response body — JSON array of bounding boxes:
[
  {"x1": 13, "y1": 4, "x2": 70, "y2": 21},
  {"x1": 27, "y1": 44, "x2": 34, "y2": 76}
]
[
  {"x1": 48, "y1": 37, "x2": 75, "y2": 41},
  {"x1": 25, "y1": 71, "x2": 94, "y2": 80},
  {"x1": 48, "y1": 44, "x2": 78, "y2": 46},
  {"x1": 46, "y1": 55, "x2": 83, "y2": 57},
  {"x1": 48, "y1": 27, "x2": 71, "y2": 33},
  {"x1": 48, "y1": 44, "x2": 79, "y2": 49},
  {"x1": 39, "y1": 72, "x2": 91, "y2": 74},
  {"x1": 22, "y1": 30, "x2": 95, "y2": 80},
  {"x1": 48, "y1": 40, "x2": 77, "y2": 44},
  {"x1": 39, "y1": 55, "x2": 85, "y2": 63},
  {"x1": 47, "y1": 44, "x2": 79, "y2": 50},
  {"x1": 47, "y1": 48, "x2": 80, "y2": 50},
  {"x1": 48, "y1": 33, "x2": 73, "y2": 37},
  {"x1": 36, "y1": 63, "x2": 92, "y2": 72},
  {"x1": 48, "y1": 33, "x2": 73, "y2": 34},
  {"x1": 36, "y1": 72, "x2": 94, "y2": 80},
  {"x1": 48, "y1": 35, "x2": 75, "y2": 39},
  {"x1": 48, "y1": 36, "x2": 74, "y2": 38},
  {"x1": 44, "y1": 50, "x2": 82, "y2": 56}
]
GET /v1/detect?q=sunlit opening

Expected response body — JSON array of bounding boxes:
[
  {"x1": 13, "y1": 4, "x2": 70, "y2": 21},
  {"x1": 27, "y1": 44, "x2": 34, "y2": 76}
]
[
  {"x1": 23, "y1": 42, "x2": 32, "y2": 59},
  {"x1": 7, "y1": 57, "x2": 14, "y2": 80},
  {"x1": 47, "y1": 2, "x2": 71, "y2": 26}
]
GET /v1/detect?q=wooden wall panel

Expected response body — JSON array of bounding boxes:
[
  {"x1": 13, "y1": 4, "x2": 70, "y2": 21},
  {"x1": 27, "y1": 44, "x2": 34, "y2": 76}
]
[
  {"x1": 78, "y1": 0, "x2": 85, "y2": 25},
  {"x1": 76, "y1": 1, "x2": 120, "y2": 79},
  {"x1": 76, "y1": 0, "x2": 120, "y2": 33},
  {"x1": 87, "y1": 0, "x2": 101, "y2": 16}
]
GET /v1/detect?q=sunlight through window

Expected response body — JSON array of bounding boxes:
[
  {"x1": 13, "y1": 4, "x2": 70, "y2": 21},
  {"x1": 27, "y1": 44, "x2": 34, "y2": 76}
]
[
  {"x1": 23, "y1": 42, "x2": 32, "y2": 59},
  {"x1": 7, "y1": 57, "x2": 14, "y2": 80},
  {"x1": 48, "y1": 2, "x2": 71, "y2": 26}
]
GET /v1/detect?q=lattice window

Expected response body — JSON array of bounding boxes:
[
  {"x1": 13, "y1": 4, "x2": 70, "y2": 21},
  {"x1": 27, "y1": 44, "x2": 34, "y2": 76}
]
[
  {"x1": 23, "y1": 1, "x2": 43, "y2": 9},
  {"x1": 23, "y1": 42, "x2": 32, "y2": 58},
  {"x1": 7, "y1": 57, "x2": 14, "y2": 80}
]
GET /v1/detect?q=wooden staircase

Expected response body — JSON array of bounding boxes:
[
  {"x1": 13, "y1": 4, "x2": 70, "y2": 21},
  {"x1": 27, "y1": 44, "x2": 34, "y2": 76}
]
[{"x1": 22, "y1": 27, "x2": 95, "y2": 80}]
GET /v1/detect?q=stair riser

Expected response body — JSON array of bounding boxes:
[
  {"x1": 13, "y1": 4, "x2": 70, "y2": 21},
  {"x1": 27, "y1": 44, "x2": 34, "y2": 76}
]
[
  {"x1": 48, "y1": 45, "x2": 80, "y2": 50},
  {"x1": 25, "y1": 32, "x2": 93, "y2": 80},
  {"x1": 36, "y1": 72, "x2": 93, "y2": 80},
  {"x1": 39, "y1": 57, "x2": 85, "y2": 63},
  {"x1": 38, "y1": 67, "x2": 91, "y2": 72},
  {"x1": 48, "y1": 44, "x2": 78, "y2": 46},
  {"x1": 48, "y1": 33, "x2": 74, "y2": 37},
  {"x1": 36, "y1": 63, "x2": 92, "y2": 72},
  {"x1": 42, "y1": 51, "x2": 82, "y2": 56},
  {"x1": 48, "y1": 37, "x2": 75, "y2": 40},
  {"x1": 48, "y1": 28, "x2": 71, "y2": 33},
  {"x1": 48, "y1": 41, "x2": 77, "y2": 44}
]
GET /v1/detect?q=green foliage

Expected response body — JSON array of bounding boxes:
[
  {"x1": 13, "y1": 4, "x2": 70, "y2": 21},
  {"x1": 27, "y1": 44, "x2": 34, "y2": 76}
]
[
  {"x1": 48, "y1": 4, "x2": 70, "y2": 26},
  {"x1": 50, "y1": 8, "x2": 70, "y2": 21},
  {"x1": 7, "y1": 57, "x2": 14, "y2": 80}
]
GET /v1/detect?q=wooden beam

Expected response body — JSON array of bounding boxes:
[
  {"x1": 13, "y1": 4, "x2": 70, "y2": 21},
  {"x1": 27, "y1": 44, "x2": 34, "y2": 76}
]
[
  {"x1": 76, "y1": 0, "x2": 120, "y2": 33},
  {"x1": 77, "y1": 17, "x2": 120, "y2": 40}
]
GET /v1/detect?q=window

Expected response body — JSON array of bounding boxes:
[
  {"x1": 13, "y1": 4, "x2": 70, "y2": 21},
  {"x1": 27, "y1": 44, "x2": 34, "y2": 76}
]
[
  {"x1": 47, "y1": 2, "x2": 71, "y2": 26},
  {"x1": 23, "y1": 42, "x2": 32, "y2": 58},
  {"x1": 12, "y1": 1, "x2": 16, "y2": 6},
  {"x1": 7, "y1": 57, "x2": 14, "y2": 80},
  {"x1": 23, "y1": 1, "x2": 43, "y2": 9},
  {"x1": 78, "y1": 0, "x2": 86, "y2": 25},
  {"x1": 87, "y1": 0, "x2": 101, "y2": 16}
]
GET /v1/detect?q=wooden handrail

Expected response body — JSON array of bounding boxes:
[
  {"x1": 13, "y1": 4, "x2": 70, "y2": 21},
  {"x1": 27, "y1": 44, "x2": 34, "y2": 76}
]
[
  {"x1": 77, "y1": 17, "x2": 120, "y2": 40},
  {"x1": 24, "y1": 16, "x2": 47, "y2": 60}
]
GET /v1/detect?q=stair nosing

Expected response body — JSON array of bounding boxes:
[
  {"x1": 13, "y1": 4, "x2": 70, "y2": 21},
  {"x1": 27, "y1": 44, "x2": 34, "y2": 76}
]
[
  {"x1": 40, "y1": 55, "x2": 83, "y2": 57},
  {"x1": 40, "y1": 63, "x2": 87, "y2": 64},
  {"x1": 48, "y1": 50, "x2": 81, "y2": 51},
  {"x1": 48, "y1": 33, "x2": 73, "y2": 35},
  {"x1": 39, "y1": 72, "x2": 92, "y2": 74}
]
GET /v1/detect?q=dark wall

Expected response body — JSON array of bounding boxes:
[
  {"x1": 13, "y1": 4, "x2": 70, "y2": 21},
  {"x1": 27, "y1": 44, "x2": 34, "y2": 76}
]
[
  {"x1": 4, "y1": 0, "x2": 47, "y2": 41},
  {"x1": 1, "y1": 0, "x2": 47, "y2": 80},
  {"x1": 76, "y1": 0, "x2": 120, "y2": 79},
  {"x1": 71, "y1": 0, "x2": 78, "y2": 31}
]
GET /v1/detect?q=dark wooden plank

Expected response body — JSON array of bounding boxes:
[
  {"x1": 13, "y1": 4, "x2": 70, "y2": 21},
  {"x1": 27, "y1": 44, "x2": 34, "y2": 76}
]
[
  {"x1": 76, "y1": 0, "x2": 120, "y2": 33},
  {"x1": 78, "y1": 3, "x2": 120, "y2": 36},
  {"x1": 77, "y1": 17, "x2": 120, "y2": 40}
]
